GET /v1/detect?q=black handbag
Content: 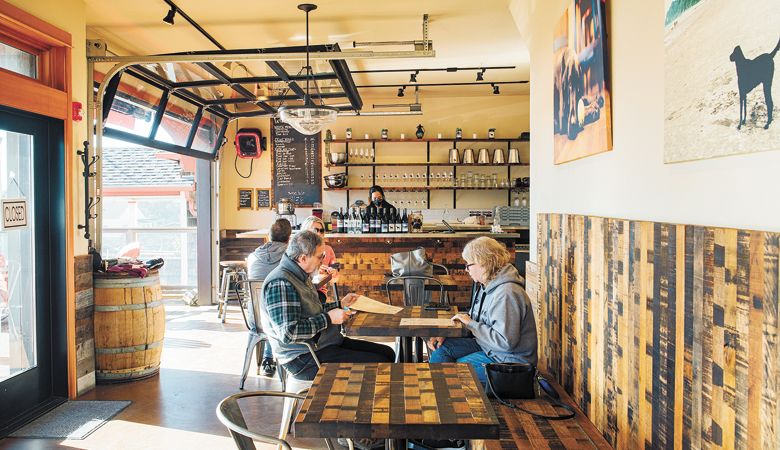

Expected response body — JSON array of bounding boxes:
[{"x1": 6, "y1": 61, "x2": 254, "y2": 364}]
[{"x1": 484, "y1": 362, "x2": 576, "y2": 420}]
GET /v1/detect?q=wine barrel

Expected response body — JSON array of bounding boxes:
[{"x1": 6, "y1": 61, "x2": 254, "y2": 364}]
[{"x1": 93, "y1": 271, "x2": 164, "y2": 383}]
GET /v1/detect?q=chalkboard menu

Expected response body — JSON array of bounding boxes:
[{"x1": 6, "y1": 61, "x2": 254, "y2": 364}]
[
  {"x1": 271, "y1": 119, "x2": 322, "y2": 207},
  {"x1": 255, "y1": 188, "x2": 271, "y2": 209},
  {"x1": 237, "y1": 188, "x2": 253, "y2": 210}
]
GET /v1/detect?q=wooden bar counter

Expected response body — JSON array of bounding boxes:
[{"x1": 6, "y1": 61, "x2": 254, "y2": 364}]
[{"x1": 326, "y1": 232, "x2": 523, "y2": 307}]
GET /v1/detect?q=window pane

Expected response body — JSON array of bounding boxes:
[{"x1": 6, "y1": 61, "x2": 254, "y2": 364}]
[
  {"x1": 155, "y1": 95, "x2": 197, "y2": 147},
  {"x1": 191, "y1": 111, "x2": 225, "y2": 153},
  {"x1": 105, "y1": 74, "x2": 164, "y2": 137},
  {"x1": 0, "y1": 129, "x2": 37, "y2": 382},
  {"x1": 0, "y1": 42, "x2": 36, "y2": 78}
]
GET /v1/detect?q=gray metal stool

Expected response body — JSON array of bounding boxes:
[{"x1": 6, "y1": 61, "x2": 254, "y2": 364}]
[{"x1": 218, "y1": 260, "x2": 248, "y2": 325}]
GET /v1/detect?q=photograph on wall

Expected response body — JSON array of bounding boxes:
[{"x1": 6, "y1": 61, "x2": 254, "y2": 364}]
[
  {"x1": 664, "y1": 0, "x2": 780, "y2": 163},
  {"x1": 553, "y1": 0, "x2": 612, "y2": 164}
]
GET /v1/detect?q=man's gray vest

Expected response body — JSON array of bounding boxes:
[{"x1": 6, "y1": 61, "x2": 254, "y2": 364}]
[{"x1": 260, "y1": 254, "x2": 342, "y2": 364}]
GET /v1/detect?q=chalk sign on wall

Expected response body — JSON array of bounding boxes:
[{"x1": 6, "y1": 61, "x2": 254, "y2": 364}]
[
  {"x1": 271, "y1": 119, "x2": 322, "y2": 207},
  {"x1": 237, "y1": 188, "x2": 253, "y2": 210},
  {"x1": 255, "y1": 188, "x2": 271, "y2": 209}
]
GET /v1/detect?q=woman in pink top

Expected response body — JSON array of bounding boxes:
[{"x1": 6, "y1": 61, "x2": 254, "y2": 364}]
[{"x1": 300, "y1": 216, "x2": 339, "y2": 299}]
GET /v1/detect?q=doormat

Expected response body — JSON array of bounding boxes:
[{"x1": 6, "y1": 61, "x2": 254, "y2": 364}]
[{"x1": 9, "y1": 400, "x2": 131, "y2": 439}]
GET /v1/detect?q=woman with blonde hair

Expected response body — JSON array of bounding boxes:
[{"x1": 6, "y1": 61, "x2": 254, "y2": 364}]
[
  {"x1": 428, "y1": 236, "x2": 538, "y2": 384},
  {"x1": 299, "y1": 216, "x2": 339, "y2": 298}
]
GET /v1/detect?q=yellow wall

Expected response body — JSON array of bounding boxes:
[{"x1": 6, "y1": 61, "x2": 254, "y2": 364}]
[
  {"x1": 219, "y1": 93, "x2": 530, "y2": 231},
  {"x1": 7, "y1": 0, "x2": 89, "y2": 256}
]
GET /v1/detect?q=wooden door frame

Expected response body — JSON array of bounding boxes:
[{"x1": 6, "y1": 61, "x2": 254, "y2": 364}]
[{"x1": 0, "y1": 0, "x2": 76, "y2": 398}]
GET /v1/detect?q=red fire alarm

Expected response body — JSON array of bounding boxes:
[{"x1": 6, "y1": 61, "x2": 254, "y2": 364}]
[
  {"x1": 72, "y1": 101, "x2": 83, "y2": 121},
  {"x1": 234, "y1": 128, "x2": 265, "y2": 159}
]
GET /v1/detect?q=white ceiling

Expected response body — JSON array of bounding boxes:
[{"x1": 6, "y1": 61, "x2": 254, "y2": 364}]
[{"x1": 85, "y1": 0, "x2": 530, "y2": 100}]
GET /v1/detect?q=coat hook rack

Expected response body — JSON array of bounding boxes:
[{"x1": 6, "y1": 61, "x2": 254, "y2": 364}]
[{"x1": 77, "y1": 140, "x2": 100, "y2": 246}]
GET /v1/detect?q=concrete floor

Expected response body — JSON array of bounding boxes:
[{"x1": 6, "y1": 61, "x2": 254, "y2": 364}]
[{"x1": 0, "y1": 302, "x2": 342, "y2": 450}]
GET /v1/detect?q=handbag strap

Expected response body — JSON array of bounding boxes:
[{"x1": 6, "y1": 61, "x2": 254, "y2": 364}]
[{"x1": 484, "y1": 368, "x2": 576, "y2": 420}]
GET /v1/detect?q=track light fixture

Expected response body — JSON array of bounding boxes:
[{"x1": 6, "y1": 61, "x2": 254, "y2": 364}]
[
  {"x1": 476, "y1": 68, "x2": 485, "y2": 81},
  {"x1": 397, "y1": 86, "x2": 406, "y2": 97},
  {"x1": 409, "y1": 71, "x2": 419, "y2": 83},
  {"x1": 163, "y1": 7, "x2": 176, "y2": 25},
  {"x1": 491, "y1": 83, "x2": 500, "y2": 95}
]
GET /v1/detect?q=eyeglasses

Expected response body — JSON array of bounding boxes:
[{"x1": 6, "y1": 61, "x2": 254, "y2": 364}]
[
  {"x1": 313, "y1": 227, "x2": 325, "y2": 234},
  {"x1": 315, "y1": 251, "x2": 326, "y2": 260},
  {"x1": 465, "y1": 263, "x2": 476, "y2": 270}
]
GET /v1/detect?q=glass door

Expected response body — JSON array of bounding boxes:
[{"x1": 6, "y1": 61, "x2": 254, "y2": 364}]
[{"x1": 0, "y1": 107, "x2": 67, "y2": 436}]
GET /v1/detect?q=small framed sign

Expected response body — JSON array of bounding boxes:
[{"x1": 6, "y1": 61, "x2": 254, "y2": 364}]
[
  {"x1": 237, "y1": 188, "x2": 253, "y2": 210},
  {"x1": 2, "y1": 198, "x2": 27, "y2": 229},
  {"x1": 255, "y1": 188, "x2": 271, "y2": 209}
]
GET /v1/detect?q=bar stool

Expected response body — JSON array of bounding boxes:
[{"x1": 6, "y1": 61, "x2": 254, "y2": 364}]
[{"x1": 218, "y1": 260, "x2": 248, "y2": 325}]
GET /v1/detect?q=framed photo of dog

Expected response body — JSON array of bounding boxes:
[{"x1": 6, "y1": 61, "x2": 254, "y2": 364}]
[
  {"x1": 664, "y1": 0, "x2": 780, "y2": 163},
  {"x1": 553, "y1": 0, "x2": 612, "y2": 164}
]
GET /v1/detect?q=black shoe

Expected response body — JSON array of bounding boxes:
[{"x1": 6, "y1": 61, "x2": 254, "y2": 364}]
[
  {"x1": 409, "y1": 439, "x2": 466, "y2": 450},
  {"x1": 260, "y1": 358, "x2": 276, "y2": 378}
]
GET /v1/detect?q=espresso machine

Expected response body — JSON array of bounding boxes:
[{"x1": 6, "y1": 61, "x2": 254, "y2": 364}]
[{"x1": 275, "y1": 198, "x2": 297, "y2": 228}]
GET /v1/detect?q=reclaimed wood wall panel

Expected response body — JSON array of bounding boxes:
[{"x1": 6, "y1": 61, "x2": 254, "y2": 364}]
[
  {"x1": 74, "y1": 254, "x2": 94, "y2": 395},
  {"x1": 537, "y1": 214, "x2": 780, "y2": 449}
]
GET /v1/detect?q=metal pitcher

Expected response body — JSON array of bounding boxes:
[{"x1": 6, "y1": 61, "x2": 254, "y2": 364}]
[
  {"x1": 492, "y1": 148, "x2": 505, "y2": 164},
  {"x1": 449, "y1": 148, "x2": 461, "y2": 164},
  {"x1": 508, "y1": 148, "x2": 520, "y2": 164},
  {"x1": 477, "y1": 148, "x2": 490, "y2": 164},
  {"x1": 462, "y1": 148, "x2": 475, "y2": 164}
]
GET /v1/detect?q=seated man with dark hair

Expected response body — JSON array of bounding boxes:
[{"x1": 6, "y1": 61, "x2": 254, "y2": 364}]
[
  {"x1": 247, "y1": 218, "x2": 292, "y2": 377},
  {"x1": 260, "y1": 230, "x2": 395, "y2": 381}
]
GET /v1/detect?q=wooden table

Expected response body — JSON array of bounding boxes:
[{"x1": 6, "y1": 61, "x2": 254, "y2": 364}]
[
  {"x1": 344, "y1": 306, "x2": 470, "y2": 362},
  {"x1": 294, "y1": 362, "x2": 500, "y2": 445}
]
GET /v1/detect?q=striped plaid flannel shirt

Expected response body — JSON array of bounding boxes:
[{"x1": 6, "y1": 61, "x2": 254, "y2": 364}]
[{"x1": 264, "y1": 278, "x2": 340, "y2": 343}]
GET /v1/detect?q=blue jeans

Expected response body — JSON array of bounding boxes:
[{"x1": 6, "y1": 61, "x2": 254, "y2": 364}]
[
  {"x1": 428, "y1": 338, "x2": 493, "y2": 384},
  {"x1": 262, "y1": 342, "x2": 273, "y2": 360}
]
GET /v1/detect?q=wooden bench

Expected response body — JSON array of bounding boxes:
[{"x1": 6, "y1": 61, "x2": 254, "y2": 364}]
[{"x1": 471, "y1": 376, "x2": 612, "y2": 450}]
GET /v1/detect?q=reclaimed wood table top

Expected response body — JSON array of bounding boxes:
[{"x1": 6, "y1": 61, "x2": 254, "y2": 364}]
[
  {"x1": 294, "y1": 363, "x2": 500, "y2": 440},
  {"x1": 344, "y1": 306, "x2": 469, "y2": 338},
  {"x1": 381, "y1": 274, "x2": 459, "y2": 291}
]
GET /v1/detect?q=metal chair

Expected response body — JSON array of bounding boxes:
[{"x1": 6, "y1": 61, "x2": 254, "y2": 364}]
[
  {"x1": 277, "y1": 341, "x2": 321, "y2": 443},
  {"x1": 235, "y1": 279, "x2": 285, "y2": 390},
  {"x1": 218, "y1": 260, "x2": 249, "y2": 325},
  {"x1": 385, "y1": 275, "x2": 446, "y2": 363},
  {"x1": 216, "y1": 390, "x2": 351, "y2": 450}
]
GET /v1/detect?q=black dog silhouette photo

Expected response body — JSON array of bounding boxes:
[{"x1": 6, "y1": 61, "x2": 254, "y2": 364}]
[{"x1": 664, "y1": 0, "x2": 780, "y2": 163}]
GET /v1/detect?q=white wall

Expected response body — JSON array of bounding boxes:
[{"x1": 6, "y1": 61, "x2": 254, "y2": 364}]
[{"x1": 529, "y1": 0, "x2": 780, "y2": 258}]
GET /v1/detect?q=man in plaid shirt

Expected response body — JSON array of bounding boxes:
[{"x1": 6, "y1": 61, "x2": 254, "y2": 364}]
[{"x1": 260, "y1": 230, "x2": 395, "y2": 381}]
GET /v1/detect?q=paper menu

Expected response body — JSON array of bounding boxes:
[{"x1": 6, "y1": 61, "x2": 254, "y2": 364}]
[
  {"x1": 348, "y1": 295, "x2": 402, "y2": 315},
  {"x1": 399, "y1": 318, "x2": 457, "y2": 327}
]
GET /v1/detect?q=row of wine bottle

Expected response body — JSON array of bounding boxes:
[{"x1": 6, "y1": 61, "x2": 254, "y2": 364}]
[{"x1": 330, "y1": 207, "x2": 409, "y2": 234}]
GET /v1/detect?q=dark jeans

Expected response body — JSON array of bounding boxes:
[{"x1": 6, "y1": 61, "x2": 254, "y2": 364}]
[{"x1": 283, "y1": 338, "x2": 396, "y2": 381}]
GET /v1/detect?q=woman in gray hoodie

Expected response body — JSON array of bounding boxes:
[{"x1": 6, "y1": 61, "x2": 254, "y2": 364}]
[{"x1": 428, "y1": 236, "x2": 538, "y2": 384}]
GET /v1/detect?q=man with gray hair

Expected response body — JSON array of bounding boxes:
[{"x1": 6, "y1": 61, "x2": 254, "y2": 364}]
[{"x1": 260, "y1": 230, "x2": 394, "y2": 381}]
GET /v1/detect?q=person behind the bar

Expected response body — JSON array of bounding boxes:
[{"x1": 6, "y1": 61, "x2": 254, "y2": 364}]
[
  {"x1": 247, "y1": 218, "x2": 292, "y2": 378},
  {"x1": 259, "y1": 230, "x2": 395, "y2": 381},
  {"x1": 428, "y1": 236, "x2": 538, "y2": 384},
  {"x1": 366, "y1": 185, "x2": 396, "y2": 218},
  {"x1": 299, "y1": 216, "x2": 338, "y2": 300}
]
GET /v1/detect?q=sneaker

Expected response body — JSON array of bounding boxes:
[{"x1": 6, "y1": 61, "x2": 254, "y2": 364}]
[
  {"x1": 409, "y1": 439, "x2": 466, "y2": 450},
  {"x1": 260, "y1": 358, "x2": 276, "y2": 378},
  {"x1": 336, "y1": 438, "x2": 383, "y2": 450}
]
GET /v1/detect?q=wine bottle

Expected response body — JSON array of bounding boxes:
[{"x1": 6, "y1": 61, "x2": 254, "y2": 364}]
[
  {"x1": 330, "y1": 211, "x2": 338, "y2": 233},
  {"x1": 337, "y1": 207, "x2": 344, "y2": 233},
  {"x1": 388, "y1": 208, "x2": 396, "y2": 233},
  {"x1": 362, "y1": 208, "x2": 369, "y2": 233},
  {"x1": 380, "y1": 208, "x2": 389, "y2": 233},
  {"x1": 352, "y1": 208, "x2": 360, "y2": 234},
  {"x1": 395, "y1": 209, "x2": 403, "y2": 233},
  {"x1": 401, "y1": 208, "x2": 409, "y2": 233},
  {"x1": 370, "y1": 207, "x2": 377, "y2": 233}
]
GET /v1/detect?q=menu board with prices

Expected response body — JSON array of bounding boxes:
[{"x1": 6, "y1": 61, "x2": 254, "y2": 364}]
[
  {"x1": 271, "y1": 119, "x2": 322, "y2": 207},
  {"x1": 237, "y1": 188, "x2": 253, "y2": 210},
  {"x1": 255, "y1": 188, "x2": 271, "y2": 209}
]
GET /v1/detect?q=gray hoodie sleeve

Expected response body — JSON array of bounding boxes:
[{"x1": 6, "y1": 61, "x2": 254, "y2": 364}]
[{"x1": 465, "y1": 289, "x2": 526, "y2": 353}]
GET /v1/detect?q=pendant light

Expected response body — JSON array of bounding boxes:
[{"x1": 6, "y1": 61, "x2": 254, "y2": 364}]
[{"x1": 278, "y1": 4, "x2": 338, "y2": 135}]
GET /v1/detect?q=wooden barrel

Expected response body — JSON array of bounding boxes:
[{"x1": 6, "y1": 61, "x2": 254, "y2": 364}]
[{"x1": 93, "y1": 271, "x2": 164, "y2": 383}]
